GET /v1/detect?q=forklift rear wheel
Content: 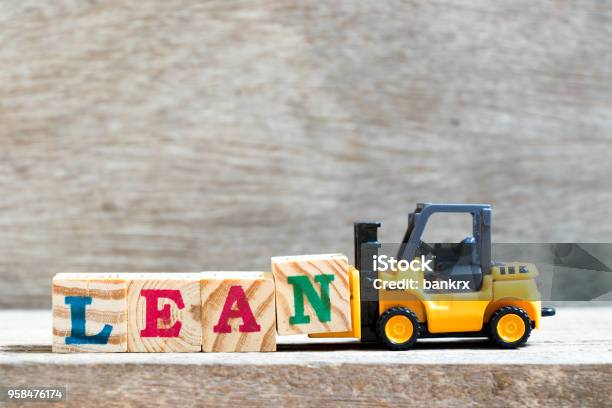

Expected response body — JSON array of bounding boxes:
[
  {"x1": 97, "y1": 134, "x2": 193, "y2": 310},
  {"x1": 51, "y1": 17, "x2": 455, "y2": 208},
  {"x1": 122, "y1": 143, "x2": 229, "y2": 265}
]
[
  {"x1": 489, "y1": 306, "x2": 532, "y2": 348},
  {"x1": 377, "y1": 307, "x2": 419, "y2": 350}
]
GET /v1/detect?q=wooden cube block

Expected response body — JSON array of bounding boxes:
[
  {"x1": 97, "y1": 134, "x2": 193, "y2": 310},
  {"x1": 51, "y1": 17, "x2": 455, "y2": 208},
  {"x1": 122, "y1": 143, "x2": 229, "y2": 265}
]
[
  {"x1": 271, "y1": 254, "x2": 351, "y2": 335},
  {"x1": 52, "y1": 273, "x2": 127, "y2": 353},
  {"x1": 126, "y1": 273, "x2": 202, "y2": 352},
  {"x1": 201, "y1": 271, "x2": 276, "y2": 352}
]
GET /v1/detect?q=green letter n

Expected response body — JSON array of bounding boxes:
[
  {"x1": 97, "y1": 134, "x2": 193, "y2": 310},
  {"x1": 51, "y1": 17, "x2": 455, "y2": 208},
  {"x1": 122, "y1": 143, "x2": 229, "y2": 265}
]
[{"x1": 288, "y1": 274, "x2": 335, "y2": 325}]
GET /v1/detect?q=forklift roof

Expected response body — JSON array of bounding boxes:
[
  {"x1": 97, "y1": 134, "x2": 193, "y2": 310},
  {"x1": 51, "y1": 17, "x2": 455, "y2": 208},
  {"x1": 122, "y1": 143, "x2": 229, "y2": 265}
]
[{"x1": 415, "y1": 203, "x2": 491, "y2": 214}]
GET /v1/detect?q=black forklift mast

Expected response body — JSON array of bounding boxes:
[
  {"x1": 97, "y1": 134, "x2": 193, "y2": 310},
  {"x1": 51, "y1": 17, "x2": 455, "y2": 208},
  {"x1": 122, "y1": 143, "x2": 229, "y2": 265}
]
[{"x1": 354, "y1": 222, "x2": 381, "y2": 342}]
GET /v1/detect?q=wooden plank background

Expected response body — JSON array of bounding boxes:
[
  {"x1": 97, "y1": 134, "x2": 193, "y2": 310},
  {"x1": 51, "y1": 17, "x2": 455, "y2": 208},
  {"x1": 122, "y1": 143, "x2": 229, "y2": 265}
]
[{"x1": 1, "y1": 1, "x2": 611, "y2": 308}]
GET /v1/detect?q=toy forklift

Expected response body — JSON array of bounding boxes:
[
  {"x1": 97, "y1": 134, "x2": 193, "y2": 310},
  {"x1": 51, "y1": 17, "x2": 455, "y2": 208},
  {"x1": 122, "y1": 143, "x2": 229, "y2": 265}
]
[{"x1": 313, "y1": 203, "x2": 555, "y2": 350}]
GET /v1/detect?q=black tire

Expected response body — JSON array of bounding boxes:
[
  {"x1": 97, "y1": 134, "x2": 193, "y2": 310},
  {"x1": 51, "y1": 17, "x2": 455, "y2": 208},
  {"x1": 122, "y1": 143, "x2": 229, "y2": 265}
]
[
  {"x1": 489, "y1": 306, "x2": 532, "y2": 348},
  {"x1": 377, "y1": 307, "x2": 420, "y2": 350}
]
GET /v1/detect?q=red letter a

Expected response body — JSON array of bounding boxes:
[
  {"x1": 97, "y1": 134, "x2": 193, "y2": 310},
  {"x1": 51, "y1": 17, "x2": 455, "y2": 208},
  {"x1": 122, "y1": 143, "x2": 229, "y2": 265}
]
[
  {"x1": 213, "y1": 285, "x2": 261, "y2": 334},
  {"x1": 140, "y1": 289, "x2": 185, "y2": 337}
]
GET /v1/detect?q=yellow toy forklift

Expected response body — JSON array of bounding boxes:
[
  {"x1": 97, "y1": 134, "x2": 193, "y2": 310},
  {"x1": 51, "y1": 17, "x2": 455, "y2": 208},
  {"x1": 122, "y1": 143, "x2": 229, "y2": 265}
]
[{"x1": 314, "y1": 203, "x2": 555, "y2": 350}]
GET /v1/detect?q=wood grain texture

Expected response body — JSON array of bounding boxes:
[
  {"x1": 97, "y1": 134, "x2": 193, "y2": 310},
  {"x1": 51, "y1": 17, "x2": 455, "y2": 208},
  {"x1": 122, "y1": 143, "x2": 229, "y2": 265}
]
[
  {"x1": 272, "y1": 254, "x2": 351, "y2": 335},
  {"x1": 3, "y1": 308, "x2": 612, "y2": 407},
  {"x1": 201, "y1": 271, "x2": 276, "y2": 352},
  {"x1": 4, "y1": 364, "x2": 612, "y2": 408},
  {"x1": 1, "y1": 1, "x2": 612, "y2": 308},
  {"x1": 52, "y1": 273, "x2": 127, "y2": 352},
  {"x1": 126, "y1": 273, "x2": 201, "y2": 352}
]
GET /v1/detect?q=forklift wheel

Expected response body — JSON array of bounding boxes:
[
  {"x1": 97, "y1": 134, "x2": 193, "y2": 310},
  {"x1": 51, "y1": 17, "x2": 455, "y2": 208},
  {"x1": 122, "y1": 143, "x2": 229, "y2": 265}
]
[
  {"x1": 377, "y1": 307, "x2": 420, "y2": 350},
  {"x1": 489, "y1": 306, "x2": 532, "y2": 348}
]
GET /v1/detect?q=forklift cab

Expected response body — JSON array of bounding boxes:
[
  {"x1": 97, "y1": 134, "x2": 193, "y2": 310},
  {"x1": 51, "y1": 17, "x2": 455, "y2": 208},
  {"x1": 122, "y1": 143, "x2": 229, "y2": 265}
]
[{"x1": 397, "y1": 203, "x2": 492, "y2": 292}]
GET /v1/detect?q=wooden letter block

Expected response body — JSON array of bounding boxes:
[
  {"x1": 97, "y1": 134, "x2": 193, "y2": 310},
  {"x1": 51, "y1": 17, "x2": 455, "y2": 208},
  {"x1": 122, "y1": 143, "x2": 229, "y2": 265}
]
[
  {"x1": 126, "y1": 273, "x2": 202, "y2": 352},
  {"x1": 271, "y1": 254, "x2": 351, "y2": 335},
  {"x1": 52, "y1": 273, "x2": 127, "y2": 353},
  {"x1": 201, "y1": 272, "x2": 276, "y2": 352}
]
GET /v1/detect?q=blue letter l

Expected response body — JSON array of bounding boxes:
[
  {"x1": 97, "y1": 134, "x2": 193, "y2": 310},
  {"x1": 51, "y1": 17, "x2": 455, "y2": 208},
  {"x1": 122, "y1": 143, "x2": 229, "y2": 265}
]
[{"x1": 65, "y1": 296, "x2": 113, "y2": 345}]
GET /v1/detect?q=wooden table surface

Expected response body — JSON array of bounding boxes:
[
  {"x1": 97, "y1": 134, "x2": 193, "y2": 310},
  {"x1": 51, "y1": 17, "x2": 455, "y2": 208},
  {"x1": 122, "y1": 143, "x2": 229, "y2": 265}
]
[{"x1": 1, "y1": 307, "x2": 611, "y2": 407}]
